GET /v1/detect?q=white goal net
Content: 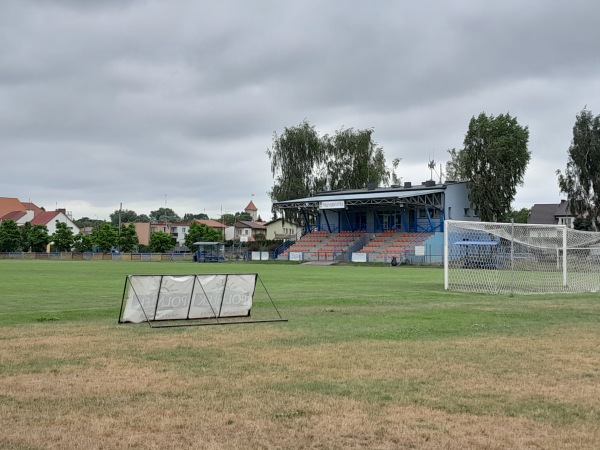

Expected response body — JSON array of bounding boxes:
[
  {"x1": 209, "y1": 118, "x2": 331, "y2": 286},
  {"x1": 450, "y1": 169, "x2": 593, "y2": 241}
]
[{"x1": 444, "y1": 220, "x2": 600, "y2": 294}]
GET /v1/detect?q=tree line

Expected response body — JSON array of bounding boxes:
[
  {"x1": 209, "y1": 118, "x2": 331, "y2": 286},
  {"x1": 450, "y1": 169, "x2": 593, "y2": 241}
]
[
  {"x1": 0, "y1": 219, "x2": 231, "y2": 253},
  {"x1": 0, "y1": 215, "x2": 249, "y2": 254},
  {"x1": 269, "y1": 109, "x2": 599, "y2": 230},
  {"x1": 74, "y1": 208, "x2": 256, "y2": 232},
  {"x1": 0, "y1": 220, "x2": 139, "y2": 253}
]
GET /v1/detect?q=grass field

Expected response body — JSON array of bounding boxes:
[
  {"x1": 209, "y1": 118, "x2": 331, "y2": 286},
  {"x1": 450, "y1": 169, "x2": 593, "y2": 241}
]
[{"x1": 1, "y1": 259, "x2": 599, "y2": 449}]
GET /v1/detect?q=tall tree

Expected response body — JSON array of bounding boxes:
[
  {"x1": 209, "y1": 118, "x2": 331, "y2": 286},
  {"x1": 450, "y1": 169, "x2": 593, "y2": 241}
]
[
  {"x1": 73, "y1": 217, "x2": 103, "y2": 229},
  {"x1": 118, "y1": 223, "x2": 139, "y2": 252},
  {"x1": 52, "y1": 222, "x2": 75, "y2": 251},
  {"x1": 445, "y1": 148, "x2": 467, "y2": 182},
  {"x1": 149, "y1": 231, "x2": 175, "y2": 253},
  {"x1": 183, "y1": 213, "x2": 209, "y2": 221},
  {"x1": 73, "y1": 232, "x2": 94, "y2": 252},
  {"x1": 29, "y1": 225, "x2": 50, "y2": 252},
  {"x1": 268, "y1": 121, "x2": 398, "y2": 221},
  {"x1": 184, "y1": 222, "x2": 222, "y2": 249},
  {"x1": 323, "y1": 127, "x2": 393, "y2": 190},
  {"x1": 504, "y1": 207, "x2": 531, "y2": 223},
  {"x1": 150, "y1": 208, "x2": 181, "y2": 223},
  {"x1": 573, "y1": 217, "x2": 593, "y2": 231},
  {"x1": 219, "y1": 212, "x2": 252, "y2": 225},
  {"x1": 20, "y1": 222, "x2": 32, "y2": 251},
  {"x1": 557, "y1": 108, "x2": 600, "y2": 230},
  {"x1": 92, "y1": 223, "x2": 118, "y2": 252},
  {"x1": 459, "y1": 112, "x2": 530, "y2": 222},
  {"x1": 110, "y1": 209, "x2": 138, "y2": 227},
  {"x1": 268, "y1": 120, "x2": 326, "y2": 203},
  {"x1": 0, "y1": 220, "x2": 23, "y2": 252}
]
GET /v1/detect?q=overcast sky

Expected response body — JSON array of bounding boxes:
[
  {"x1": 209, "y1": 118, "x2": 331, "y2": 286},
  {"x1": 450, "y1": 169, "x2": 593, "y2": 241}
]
[{"x1": 2, "y1": 1, "x2": 599, "y2": 221}]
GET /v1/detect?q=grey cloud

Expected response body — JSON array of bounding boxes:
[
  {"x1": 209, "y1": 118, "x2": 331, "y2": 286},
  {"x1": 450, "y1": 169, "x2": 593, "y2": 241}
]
[{"x1": 1, "y1": 0, "x2": 599, "y2": 219}]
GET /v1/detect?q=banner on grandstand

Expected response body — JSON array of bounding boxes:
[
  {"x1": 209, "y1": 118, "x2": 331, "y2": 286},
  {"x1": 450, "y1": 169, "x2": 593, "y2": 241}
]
[
  {"x1": 120, "y1": 274, "x2": 256, "y2": 323},
  {"x1": 319, "y1": 200, "x2": 345, "y2": 209}
]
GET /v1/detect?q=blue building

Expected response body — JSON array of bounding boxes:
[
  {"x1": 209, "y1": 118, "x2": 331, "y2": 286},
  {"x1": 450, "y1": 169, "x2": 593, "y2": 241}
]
[
  {"x1": 272, "y1": 180, "x2": 480, "y2": 263},
  {"x1": 273, "y1": 180, "x2": 478, "y2": 235}
]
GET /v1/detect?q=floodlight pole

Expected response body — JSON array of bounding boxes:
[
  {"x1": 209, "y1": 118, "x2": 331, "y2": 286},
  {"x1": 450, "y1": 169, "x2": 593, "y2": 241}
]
[{"x1": 118, "y1": 202, "x2": 122, "y2": 251}]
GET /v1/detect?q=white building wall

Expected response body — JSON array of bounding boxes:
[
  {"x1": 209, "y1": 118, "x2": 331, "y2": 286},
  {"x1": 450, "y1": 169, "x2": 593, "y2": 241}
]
[
  {"x1": 48, "y1": 213, "x2": 81, "y2": 235},
  {"x1": 16, "y1": 211, "x2": 34, "y2": 225},
  {"x1": 265, "y1": 219, "x2": 300, "y2": 240},
  {"x1": 443, "y1": 182, "x2": 479, "y2": 222},
  {"x1": 225, "y1": 226, "x2": 235, "y2": 240}
]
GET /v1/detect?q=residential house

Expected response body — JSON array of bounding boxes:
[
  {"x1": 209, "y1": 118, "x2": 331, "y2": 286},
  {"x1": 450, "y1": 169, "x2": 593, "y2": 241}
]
[
  {"x1": 0, "y1": 210, "x2": 34, "y2": 225},
  {"x1": 232, "y1": 220, "x2": 267, "y2": 242},
  {"x1": 193, "y1": 219, "x2": 226, "y2": 240},
  {"x1": 132, "y1": 219, "x2": 225, "y2": 251},
  {"x1": 30, "y1": 210, "x2": 80, "y2": 236},
  {"x1": 132, "y1": 222, "x2": 179, "y2": 247},
  {"x1": 21, "y1": 202, "x2": 45, "y2": 216},
  {"x1": 168, "y1": 221, "x2": 190, "y2": 250},
  {"x1": 0, "y1": 198, "x2": 79, "y2": 234},
  {"x1": 0, "y1": 197, "x2": 26, "y2": 218},
  {"x1": 528, "y1": 200, "x2": 575, "y2": 228},
  {"x1": 265, "y1": 218, "x2": 300, "y2": 240}
]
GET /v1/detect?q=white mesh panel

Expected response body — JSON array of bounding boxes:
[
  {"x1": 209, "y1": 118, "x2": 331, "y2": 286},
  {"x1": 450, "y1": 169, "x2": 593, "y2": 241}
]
[{"x1": 445, "y1": 220, "x2": 600, "y2": 294}]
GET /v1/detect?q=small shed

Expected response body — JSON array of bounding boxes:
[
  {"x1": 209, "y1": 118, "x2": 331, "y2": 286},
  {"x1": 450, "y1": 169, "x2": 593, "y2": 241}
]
[
  {"x1": 192, "y1": 242, "x2": 225, "y2": 262},
  {"x1": 453, "y1": 240, "x2": 500, "y2": 269}
]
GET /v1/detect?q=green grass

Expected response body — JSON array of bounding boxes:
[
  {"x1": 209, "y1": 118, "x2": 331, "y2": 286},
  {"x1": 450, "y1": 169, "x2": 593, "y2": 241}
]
[
  {"x1": 1, "y1": 259, "x2": 599, "y2": 448},
  {"x1": 1, "y1": 259, "x2": 598, "y2": 336}
]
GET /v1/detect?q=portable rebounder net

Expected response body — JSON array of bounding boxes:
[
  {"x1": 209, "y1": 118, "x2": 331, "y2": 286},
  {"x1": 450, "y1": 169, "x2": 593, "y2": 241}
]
[{"x1": 118, "y1": 273, "x2": 286, "y2": 327}]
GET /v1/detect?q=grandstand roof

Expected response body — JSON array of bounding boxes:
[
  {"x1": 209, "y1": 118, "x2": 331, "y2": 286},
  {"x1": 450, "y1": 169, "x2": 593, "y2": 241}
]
[{"x1": 273, "y1": 183, "x2": 449, "y2": 209}]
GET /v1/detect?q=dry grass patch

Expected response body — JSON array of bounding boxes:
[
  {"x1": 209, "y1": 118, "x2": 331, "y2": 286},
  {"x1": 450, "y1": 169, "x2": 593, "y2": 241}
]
[{"x1": 1, "y1": 315, "x2": 599, "y2": 448}]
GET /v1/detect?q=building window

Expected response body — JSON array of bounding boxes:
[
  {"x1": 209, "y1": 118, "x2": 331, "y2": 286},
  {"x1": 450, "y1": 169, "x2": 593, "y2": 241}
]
[
  {"x1": 464, "y1": 208, "x2": 470, "y2": 217},
  {"x1": 418, "y1": 209, "x2": 439, "y2": 219},
  {"x1": 559, "y1": 217, "x2": 573, "y2": 228}
]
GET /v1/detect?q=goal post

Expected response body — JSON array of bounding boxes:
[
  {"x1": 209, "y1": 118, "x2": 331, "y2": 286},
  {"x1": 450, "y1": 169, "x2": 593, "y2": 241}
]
[{"x1": 444, "y1": 220, "x2": 600, "y2": 294}]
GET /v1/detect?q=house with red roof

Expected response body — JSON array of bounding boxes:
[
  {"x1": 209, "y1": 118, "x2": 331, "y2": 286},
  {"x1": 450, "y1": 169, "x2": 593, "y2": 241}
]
[
  {"x1": 0, "y1": 210, "x2": 34, "y2": 225},
  {"x1": 0, "y1": 198, "x2": 80, "y2": 236},
  {"x1": 231, "y1": 220, "x2": 267, "y2": 242},
  {"x1": 193, "y1": 219, "x2": 227, "y2": 232},
  {"x1": 0, "y1": 197, "x2": 26, "y2": 218},
  {"x1": 29, "y1": 210, "x2": 80, "y2": 235}
]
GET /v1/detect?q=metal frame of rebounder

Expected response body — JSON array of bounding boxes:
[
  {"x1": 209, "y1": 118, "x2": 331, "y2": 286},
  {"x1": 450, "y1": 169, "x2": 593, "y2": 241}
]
[{"x1": 118, "y1": 273, "x2": 287, "y2": 328}]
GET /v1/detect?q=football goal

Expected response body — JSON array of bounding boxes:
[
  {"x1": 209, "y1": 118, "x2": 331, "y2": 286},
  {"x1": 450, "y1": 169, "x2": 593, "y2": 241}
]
[
  {"x1": 118, "y1": 273, "x2": 286, "y2": 327},
  {"x1": 444, "y1": 220, "x2": 600, "y2": 294}
]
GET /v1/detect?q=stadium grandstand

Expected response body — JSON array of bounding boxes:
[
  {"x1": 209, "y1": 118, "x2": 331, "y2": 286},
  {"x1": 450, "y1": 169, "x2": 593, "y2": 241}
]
[{"x1": 272, "y1": 180, "x2": 478, "y2": 263}]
